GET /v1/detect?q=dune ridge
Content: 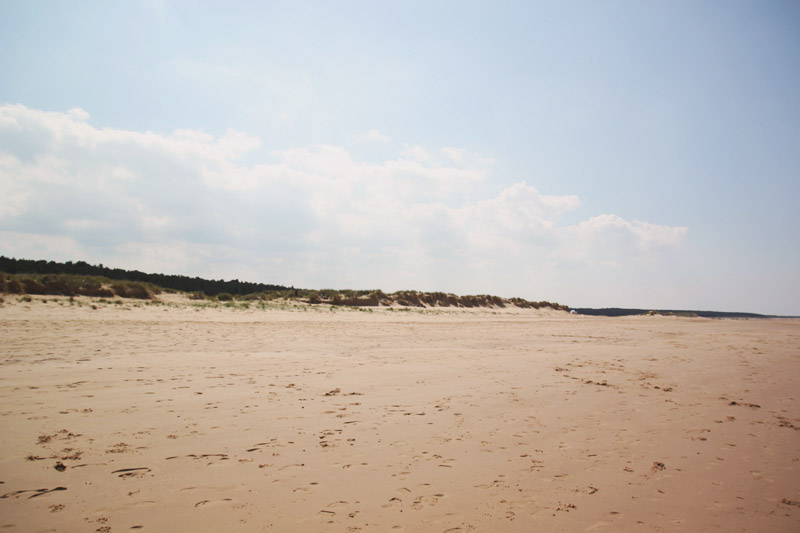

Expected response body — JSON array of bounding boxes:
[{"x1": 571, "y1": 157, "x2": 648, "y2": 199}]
[{"x1": 1, "y1": 270, "x2": 568, "y2": 311}]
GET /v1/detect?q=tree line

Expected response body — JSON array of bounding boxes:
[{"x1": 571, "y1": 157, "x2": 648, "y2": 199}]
[
  {"x1": 0, "y1": 256, "x2": 292, "y2": 297},
  {"x1": 571, "y1": 307, "x2": 773, "y2": 319}
]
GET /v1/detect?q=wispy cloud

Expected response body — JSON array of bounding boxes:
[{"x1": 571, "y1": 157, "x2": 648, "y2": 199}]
[
  {"x1": 357, "y1": 129, "x2": 390, "y2": 143},
  {"x1": 0, "y1": 104, "x2": 688, "y2": 294}
]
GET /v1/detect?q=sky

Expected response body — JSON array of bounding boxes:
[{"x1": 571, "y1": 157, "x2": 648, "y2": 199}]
[{"x1": 1, "y1": 1, "x2": 799, "y2": 315}]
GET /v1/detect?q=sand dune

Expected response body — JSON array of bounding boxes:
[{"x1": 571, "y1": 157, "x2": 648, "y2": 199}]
[{"x1": 1, "y1": 295, "x2": 798, "y2": 531}]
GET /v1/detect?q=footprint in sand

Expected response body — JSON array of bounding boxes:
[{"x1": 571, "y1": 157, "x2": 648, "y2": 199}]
[
  {"x1": 1, "y1": 487, "x2": 68, "y2": 499},
  {"x1": 411, "y1": 494, "x2": 442, "y2": 510},
  {"x1": 383, "y1": 497, "x2": 403, "y2": 509},
  {"x1": 112, "y1": 467, "x2": 151, "y2": 479},
  {"x1": 194, "y1": 498, "x2": 233, "y2": 507},
  {"x1": 324, "y1": 500, "x2": 350, "y2": 510},
  {"x1": 166, "y1": 453, "x2": 229, "y2": 466},
  {"x1": 278, "y1": 463, "x2": 305, "y2": 471}
]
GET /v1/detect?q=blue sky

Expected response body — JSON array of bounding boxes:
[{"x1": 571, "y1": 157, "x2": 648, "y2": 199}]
[{"x1": 1, "y1": 1, "x2": 798, "y2": 314}]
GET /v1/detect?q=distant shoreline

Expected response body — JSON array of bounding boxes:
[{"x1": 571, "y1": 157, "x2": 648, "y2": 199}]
[{"x1": 571, "y1": 308, "x2": 795, "y2": 319}]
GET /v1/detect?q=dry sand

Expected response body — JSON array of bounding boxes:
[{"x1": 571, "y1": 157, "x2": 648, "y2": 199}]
[{"x1": 1, "y1": 295, "x2": 798, "y2": 532}]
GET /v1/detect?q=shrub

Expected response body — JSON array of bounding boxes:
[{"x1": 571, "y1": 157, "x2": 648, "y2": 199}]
[
  {"x1": 489, "y1": 295, "x2": 505, "y2": 308},
  {"x1": 216, "y1": 292, "x2": 234, "y2": 301},
  {"x1": 77, "y1": 278, "x2": 114, "y2": 298},
  {"x1": 22, "y1": 278, "x2": 47, "y2": 294},
  {"x1": 42, "y1": 277, "x2": 73, "y2": 295},
  {"x1": 111, "y1": 282, "x2": 154, "y2": 299},
  {"x1": 239, "y1": 292, "x2": 264, "y2": 301},
  {"x1": 3, "y1": 277, "x2": 24, "y2": 294}
]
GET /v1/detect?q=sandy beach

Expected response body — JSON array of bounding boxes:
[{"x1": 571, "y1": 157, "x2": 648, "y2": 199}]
[{"x1": 1, "y1": 295, "x2": 798, "y2": 532}]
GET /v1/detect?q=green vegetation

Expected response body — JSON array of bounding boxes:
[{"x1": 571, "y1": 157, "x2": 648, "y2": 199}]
[
  {"x1": 292, "y1": 288, "x2": 567, "y2": 311},
  {"x1": 0, "y1": 255, "x2": 570, "y2": 311},
  {"x1": 0, "y1": 256, "x2": 291, "y2": 296},
  {"x1": 1, "y1": 272, "x2": 158, "y2": 300}
]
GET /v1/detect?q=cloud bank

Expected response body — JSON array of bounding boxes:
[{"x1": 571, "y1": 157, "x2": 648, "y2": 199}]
[{"x1": 0, "y1": 104, "x2": 687, "y2": 297}]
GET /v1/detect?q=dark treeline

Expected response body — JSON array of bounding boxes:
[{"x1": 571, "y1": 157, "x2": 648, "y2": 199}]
[
  {"x1": 572, "y1": 308, "x2": 775, "y2": 319},
  {"x1": 0, "y1": 256, "x2": 292, "y2": 296}
]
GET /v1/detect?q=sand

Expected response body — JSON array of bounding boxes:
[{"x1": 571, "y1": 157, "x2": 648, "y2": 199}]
[{"x1": 1, "y1": 295, "x2": 798, "y2": 532}]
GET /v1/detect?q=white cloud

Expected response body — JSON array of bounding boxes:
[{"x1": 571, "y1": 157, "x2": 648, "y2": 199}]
[
  {"x1": 553, "y1": 214, "x2": 689, "y2": 266},
  {"x1": 67, "y1": 108, "x2": 90, "y2": 121},
  {"x1": 0, "y1": 154, "x2": 31, "y2": 217},
  {"x1": 401, "y1": 144, "x2": 433, "y2": 162},
  {"x1": 0, "y1": 104, "x2": 688, "y2": 297},
  {"x1": 441, "y1": 147, "x2": 465, "y2": 163},
  {"x1": 357, "y1": 129, "x2": 390, "y2": 142}
]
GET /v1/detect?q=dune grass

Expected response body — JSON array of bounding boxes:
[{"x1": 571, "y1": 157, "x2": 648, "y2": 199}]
[
  {"x1": 0, "y1": 272, "x2": 158, "y2": 300},
  {"x1": 1, "y1": 271, "x2": 567, "y2": 311}
]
